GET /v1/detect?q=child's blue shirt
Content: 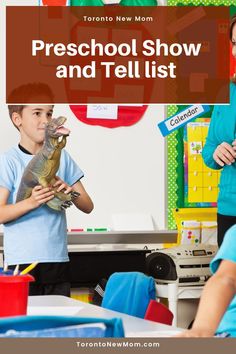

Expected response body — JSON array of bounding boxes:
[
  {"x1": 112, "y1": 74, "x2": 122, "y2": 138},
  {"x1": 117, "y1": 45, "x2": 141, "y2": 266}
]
[
  {"x1": 0, "y1": 146, "x2": 83, "y2": 265},
  {"x1": 202, "y1": 83, "x2": 236, "y2": 216},
  {"x1": 210, "y1": 225, "x2": 236, "y2": 337}
]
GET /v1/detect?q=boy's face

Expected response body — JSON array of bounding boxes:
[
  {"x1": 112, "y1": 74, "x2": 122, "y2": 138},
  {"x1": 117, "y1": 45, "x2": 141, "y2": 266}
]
[{"x1": 14, "y1": 105, "x2": 54, "y2": 144}]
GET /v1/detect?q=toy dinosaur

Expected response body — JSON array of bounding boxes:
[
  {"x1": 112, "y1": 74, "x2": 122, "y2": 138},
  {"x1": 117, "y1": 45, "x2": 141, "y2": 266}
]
[{"x1": 16, "y1": 116, "x2": 79, "y2": 211}]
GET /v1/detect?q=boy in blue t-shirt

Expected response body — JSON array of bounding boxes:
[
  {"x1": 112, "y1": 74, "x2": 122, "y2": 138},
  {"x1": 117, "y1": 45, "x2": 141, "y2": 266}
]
[{"x1": 0, "y1": 83, "x2": 94, "y2": 296}]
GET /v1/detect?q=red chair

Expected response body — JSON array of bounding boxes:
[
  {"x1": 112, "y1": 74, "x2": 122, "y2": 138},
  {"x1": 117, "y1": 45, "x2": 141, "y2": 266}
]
[{"x1": 144, "y1": 299, "x2": 174, "y2": 326}]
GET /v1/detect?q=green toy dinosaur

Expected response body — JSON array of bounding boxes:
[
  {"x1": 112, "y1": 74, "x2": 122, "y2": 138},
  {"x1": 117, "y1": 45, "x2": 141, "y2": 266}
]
[{"x1": 16, "y1": 116, "x2": 79, "y2": 211}]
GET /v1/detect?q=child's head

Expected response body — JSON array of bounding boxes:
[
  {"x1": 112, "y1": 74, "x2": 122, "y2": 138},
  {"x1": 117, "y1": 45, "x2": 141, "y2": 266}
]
[
  {"x1": 8, "y1": 83, "x2": 54, "y2": 131},
  {"x1": 8, "y1": 83, "x2": 54, "y2": 144}
]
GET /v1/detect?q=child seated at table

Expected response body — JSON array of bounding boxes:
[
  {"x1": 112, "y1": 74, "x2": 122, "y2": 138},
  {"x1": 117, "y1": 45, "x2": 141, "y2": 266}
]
[{"x1": 177, "y1": 224, "x2": 236, "y2": 337}]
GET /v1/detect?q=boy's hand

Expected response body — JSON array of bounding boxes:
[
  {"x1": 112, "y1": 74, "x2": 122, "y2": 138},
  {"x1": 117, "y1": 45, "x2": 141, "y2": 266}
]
[
  {"x1": 28, "y1": 185, "x2": 55, "y2": 209},
  {"x1": 53, "y1": 176, "x2": 72, "y2": 194}
]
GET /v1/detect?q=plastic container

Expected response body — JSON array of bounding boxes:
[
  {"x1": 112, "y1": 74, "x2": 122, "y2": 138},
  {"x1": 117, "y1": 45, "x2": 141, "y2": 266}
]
[
  {"x1": 0, "y1": 315, "x2": 124, "y2": 338},
  {"x1": 0, "y1": 270, "x2": 34, "y2": 317}
]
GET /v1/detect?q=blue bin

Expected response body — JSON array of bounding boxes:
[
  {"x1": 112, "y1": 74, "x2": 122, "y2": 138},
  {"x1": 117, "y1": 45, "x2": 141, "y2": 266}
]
[{"x1": 0, "y1": 315, "x2": 124, "y2": 337}]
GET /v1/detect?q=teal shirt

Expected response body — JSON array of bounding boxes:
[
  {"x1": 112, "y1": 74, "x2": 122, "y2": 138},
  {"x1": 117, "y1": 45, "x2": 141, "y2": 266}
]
[
  {"x1": 202, "y1": 83, "x2": 236, "y2": 216},
  {"x1": 210, "y1": 225, "x2": 236, "y2": 337}
]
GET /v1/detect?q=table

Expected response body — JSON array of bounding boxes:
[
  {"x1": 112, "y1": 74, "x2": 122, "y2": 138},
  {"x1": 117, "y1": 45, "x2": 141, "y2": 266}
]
[
  {"x1": 156, "y1": 283, "x2": 203, "y2": 327},
  {"x1": 28, "y1": 295, "x2": 183, "y2": 337}
]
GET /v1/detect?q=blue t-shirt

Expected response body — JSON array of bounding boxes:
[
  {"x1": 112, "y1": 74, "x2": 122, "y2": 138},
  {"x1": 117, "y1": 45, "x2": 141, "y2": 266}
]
[
  {"x1": 210, "y1": 225, "x2": 236, "y2": 337},
  {"x1": 202, "y1": 83, "x2": 236, "y2": 216},
  {"x1": 0, "y1": 146, "x2": 84, "y2": 265}
]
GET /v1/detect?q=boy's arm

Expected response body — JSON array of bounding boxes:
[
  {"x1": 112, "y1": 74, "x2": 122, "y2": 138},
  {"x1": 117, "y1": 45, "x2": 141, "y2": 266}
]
[
  {"x1": 0, "y1": 186, "x2": 55, "y2": 224},
  {"x1": 176, "y1": 259, "x2": 236, "y2": 337},
  {"x1": 71, "y1": 181, "x2": 94, "y2": 214},
  {"x1": 52, "y1": 177, "x2": 94, "y2": 214}
]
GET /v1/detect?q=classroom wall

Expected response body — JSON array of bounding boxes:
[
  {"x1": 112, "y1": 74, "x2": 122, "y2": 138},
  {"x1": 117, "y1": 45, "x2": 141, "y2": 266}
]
[{"x1": 1, "y1": 0, "x2": 167, "y2": 231}]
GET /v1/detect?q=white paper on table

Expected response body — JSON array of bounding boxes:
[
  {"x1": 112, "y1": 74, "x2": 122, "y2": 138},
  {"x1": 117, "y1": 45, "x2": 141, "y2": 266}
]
[
  {"x1": 27, "y1": 306, "x2": 83, "y2": 316},
  {"x1": 112, "y1": 213, "x2": 154, "y2": 231},
  {"x1": 87, "y1": 105, "x2": 118, "y2": 119}
]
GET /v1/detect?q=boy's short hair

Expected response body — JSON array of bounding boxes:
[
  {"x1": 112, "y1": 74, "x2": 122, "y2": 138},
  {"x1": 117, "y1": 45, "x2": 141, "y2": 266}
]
[{"x1": 8, "y1": 83, "x2": 54, "y2": 130}]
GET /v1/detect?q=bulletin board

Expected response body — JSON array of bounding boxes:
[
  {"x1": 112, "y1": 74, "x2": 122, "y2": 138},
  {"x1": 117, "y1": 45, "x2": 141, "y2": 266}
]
[
  {"x1": 167, "y1": 108, "x2": 215, "y2": 224},
  {"x1": 167, "y1": 0, "x2": 235, "y2": 230}
]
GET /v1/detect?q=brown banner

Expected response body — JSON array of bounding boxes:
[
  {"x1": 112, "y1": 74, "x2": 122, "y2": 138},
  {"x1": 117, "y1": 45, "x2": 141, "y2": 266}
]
[
  {"x1": 6, "y1": 6, "x2": 229, "y2": 104},
  {"x1": 0, "y1": 338, "x2": 235, "y2": 354}
]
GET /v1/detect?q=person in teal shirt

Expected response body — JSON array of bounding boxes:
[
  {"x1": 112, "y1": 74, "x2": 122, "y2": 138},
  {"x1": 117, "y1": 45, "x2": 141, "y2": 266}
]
[
  {"x1": 176, "y1": 224, "x2": 236, "y2": 337},
  {"x1": 202, "y1": 15, "x2": 236, "y2": 246}
]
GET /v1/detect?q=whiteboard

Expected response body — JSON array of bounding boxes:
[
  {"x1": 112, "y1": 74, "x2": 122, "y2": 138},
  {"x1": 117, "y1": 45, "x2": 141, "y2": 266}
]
[{"x1": 1, "y1": 1, "x2": 167, "y2": 231}]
